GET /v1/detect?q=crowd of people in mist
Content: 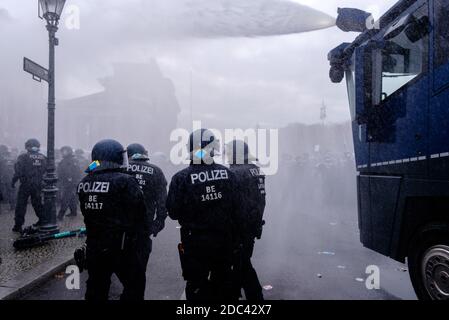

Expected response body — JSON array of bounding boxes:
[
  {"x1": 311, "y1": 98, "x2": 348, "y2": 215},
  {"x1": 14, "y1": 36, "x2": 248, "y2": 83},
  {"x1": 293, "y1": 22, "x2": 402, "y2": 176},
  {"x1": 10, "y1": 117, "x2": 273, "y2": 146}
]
[
  {"x1": 0, "y1": 142, "x2": 88, "y2": 223},
  {"x1": 0, "y1": 141, "x2": 358, "y2": 227},
  {"x1": 0, "y1": 142, "x2": 179, "y2": 220},
  {"x1": 272, "y1": 151, "x2": 357, "y2": 209},
  {"x1": 264, "y1": 149, "x2": 358, "y2": 247}
]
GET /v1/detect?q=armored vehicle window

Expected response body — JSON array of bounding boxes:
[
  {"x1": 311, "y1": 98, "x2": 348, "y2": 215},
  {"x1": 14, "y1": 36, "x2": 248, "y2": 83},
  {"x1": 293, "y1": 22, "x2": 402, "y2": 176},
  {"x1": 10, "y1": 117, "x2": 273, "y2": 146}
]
[
  {"x1": 345, "y1": 59, "x2": 356, "y2": 121},
  {"x1": 435, "y1": 0, "x2": 449, "y2": 68},
  {"x1": 373, "y1": 5, "x2": 429, "y2": 103}
]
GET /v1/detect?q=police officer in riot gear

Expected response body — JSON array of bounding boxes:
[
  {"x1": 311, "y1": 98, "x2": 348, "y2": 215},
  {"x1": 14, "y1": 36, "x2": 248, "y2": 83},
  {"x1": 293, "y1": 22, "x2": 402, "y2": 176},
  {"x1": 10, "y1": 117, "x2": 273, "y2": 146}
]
[
  {"x1": 0, "y1": 147, "x2": 5, "y2": 214},
  {"x1": 226, "y1": 140, "x2": 266, "y2": 301},
  {"x1": 126, "y1": 143, "x2": 168, "y2": 269},
  {"x1": 77, "y1": 139, "x2": 147, "y2": 300},
  {"x1": 0, "y1": 145, "x2": 8, "y2": 214},
  {"x1": 57, "y1": 146, "x2": 81, "y2": 221},
  {"x1": 0, "y1": 178, "x2": 3, "y2": 214},
  {"x1": 11, "y1": 139, "x2": 46, "y2": 233},
  {"x1": 75, "y1": 149, "x2": 89, "y2": 174},
  {"x1": 167, "y1": 129, "x2": 241, "y2": 301},
  {"x1": 0, "y1": 145, "x2": 16, "y2": 212}
]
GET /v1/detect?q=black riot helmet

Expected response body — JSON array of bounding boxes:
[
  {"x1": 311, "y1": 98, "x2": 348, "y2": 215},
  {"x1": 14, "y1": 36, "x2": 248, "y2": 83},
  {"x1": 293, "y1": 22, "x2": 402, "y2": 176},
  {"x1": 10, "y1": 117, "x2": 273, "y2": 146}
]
[
  {"x1": 188, "y1": 129, "x2": 219, "y2": 158},
  {"x1": 60, "y1": 146, "x2": 73, "y2": 158},
  {"x1": 91, "y1": 139, "x2": 127, "y2": 166},
  {"x1": 25, "y1": 139, "x2": 41, "y2": 152},
  {"x1": 0, "y1": 144, "x2": 8, "y2": 156},
  {"x1": 127, "y1": 143, "x2": 149, "y2": 161},
  {"x1": 226, "y1": 140, "x2": 257, "y2": 165},
  {"x1": 75, "y1": 149, "x2": 85, "y2": 157}
]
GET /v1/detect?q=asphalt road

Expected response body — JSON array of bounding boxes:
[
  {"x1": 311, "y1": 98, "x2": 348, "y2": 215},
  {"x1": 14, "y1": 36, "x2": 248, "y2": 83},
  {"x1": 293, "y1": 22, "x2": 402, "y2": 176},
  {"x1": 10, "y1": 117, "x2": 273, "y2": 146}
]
[
  {"x1": 21, "y1": 202, "x2": 417, "y2": 300},
  {"x1": 21, "y1": 219, "x2": 185, "y2": 300},
  {"x1": 19, "y1": 163, "x2": 417, "y2": 300}
]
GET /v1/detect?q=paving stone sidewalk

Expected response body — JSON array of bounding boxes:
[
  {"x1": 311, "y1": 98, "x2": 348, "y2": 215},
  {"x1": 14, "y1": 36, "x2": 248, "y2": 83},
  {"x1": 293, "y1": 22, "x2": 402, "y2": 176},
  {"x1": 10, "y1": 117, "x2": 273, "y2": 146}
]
[{"x1": 0, "y1": 203, "x2": 85, "y2": 289}]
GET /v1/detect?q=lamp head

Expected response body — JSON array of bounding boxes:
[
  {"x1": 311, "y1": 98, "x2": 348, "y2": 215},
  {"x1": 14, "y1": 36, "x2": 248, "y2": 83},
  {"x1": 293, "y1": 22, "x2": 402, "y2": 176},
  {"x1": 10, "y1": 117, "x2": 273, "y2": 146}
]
[{"x1": 38, "y1": 0, "x2": 66, "y2": 24}]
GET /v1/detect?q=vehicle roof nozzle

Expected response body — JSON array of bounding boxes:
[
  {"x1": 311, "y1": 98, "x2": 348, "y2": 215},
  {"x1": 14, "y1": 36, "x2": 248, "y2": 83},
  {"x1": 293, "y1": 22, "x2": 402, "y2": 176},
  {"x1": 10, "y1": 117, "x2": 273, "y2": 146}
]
[
  {"x1": 336, "y1": 8, "x2": 373, "y2": 33},
  {"x1": 328, "y1": 43, "x2": 351, "y2": 83}
]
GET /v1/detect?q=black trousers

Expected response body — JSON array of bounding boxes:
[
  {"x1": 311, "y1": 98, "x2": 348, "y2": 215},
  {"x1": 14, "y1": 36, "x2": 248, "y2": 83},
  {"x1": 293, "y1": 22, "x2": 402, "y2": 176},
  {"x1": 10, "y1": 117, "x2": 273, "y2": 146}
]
[
  {"x1": 137, "y1": 234, "x2": 152, "y2": 293},
  {"x1": 180, "y1": 243, "x2": 235, "y2": 301},
  {"x1": 1, "y1": 181, "x2": 16, "y2": 210},
  {"x1": 58, "y1": 184, "x2": 78, "y2": 217},
  {"x1": 14, "y1": 184, "x2": 43, "y2": 227},
  {"x1": 234, "y1": 238, "x2": 264, "y2": 301},
  {"x1": 0, "y1": 186, "x2": 3, "y2": 213},
  {"x1": 139, "y1": 236, "x2": 153, "y2": 268},
  {"x1": 85, "y1": 245, "x2": 146, "y2": 301}
]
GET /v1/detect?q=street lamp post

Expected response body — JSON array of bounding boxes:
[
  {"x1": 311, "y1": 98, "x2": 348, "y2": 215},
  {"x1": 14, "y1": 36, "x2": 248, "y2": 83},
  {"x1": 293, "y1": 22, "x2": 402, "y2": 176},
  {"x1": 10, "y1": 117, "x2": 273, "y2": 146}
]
[{"x1": 38, "y1": 0, "x2": 66, "y2": 234}]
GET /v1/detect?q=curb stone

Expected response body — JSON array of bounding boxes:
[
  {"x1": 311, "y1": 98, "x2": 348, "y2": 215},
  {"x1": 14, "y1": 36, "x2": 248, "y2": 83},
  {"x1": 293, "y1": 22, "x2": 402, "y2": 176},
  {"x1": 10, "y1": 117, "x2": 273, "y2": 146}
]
[{"x1": 0, "y1": 253, "x2": 74, "y2": 300}]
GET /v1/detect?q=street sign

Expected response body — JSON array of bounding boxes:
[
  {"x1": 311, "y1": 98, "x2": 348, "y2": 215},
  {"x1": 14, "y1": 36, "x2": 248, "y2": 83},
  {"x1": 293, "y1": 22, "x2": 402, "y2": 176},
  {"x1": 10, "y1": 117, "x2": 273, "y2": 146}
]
[{"x1": 23, "y1": 57, "x2": 49, "y2": 82}]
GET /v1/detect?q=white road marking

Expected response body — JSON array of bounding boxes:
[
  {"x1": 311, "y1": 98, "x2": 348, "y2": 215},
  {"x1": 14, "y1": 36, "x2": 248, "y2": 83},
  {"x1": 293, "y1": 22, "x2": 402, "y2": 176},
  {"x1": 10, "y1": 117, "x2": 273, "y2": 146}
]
[{"x1": 355, "y1": 152, "x2": 449, "y2": 170}]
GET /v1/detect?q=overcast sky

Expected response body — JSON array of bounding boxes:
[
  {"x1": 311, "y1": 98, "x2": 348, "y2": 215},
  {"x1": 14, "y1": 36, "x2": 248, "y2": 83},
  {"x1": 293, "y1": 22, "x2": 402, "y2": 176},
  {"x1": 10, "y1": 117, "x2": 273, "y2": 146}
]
[{"x1": 0, "y1": 0, "x2": 398, "y2": 130}]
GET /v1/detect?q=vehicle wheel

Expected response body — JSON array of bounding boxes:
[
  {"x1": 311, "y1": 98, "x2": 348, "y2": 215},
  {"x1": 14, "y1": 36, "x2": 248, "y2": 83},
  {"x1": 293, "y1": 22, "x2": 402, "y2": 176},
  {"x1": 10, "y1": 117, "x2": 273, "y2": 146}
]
[{"x1": 408, "y1": 232, "x2": 449, "y2": 300}]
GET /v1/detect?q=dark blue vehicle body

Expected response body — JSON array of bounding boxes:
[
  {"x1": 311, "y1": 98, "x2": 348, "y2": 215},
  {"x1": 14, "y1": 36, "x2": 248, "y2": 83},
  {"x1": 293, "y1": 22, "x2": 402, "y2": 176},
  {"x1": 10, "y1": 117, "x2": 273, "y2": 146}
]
[{"x1": 344, "y1": 0, "x2": 449, "y2": 262}]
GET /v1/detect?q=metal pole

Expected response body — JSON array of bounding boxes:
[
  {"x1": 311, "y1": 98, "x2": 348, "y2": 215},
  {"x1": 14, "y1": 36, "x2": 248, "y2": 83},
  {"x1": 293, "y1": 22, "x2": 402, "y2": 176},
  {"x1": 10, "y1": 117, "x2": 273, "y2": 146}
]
[{"x1": 40, "y1": 23, "x2": 59, "y2": 234}]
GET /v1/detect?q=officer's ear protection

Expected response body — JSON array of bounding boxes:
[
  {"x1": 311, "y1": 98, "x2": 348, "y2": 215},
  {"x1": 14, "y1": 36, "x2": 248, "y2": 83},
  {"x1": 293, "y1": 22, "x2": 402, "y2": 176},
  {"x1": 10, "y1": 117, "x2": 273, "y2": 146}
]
[
  {"x1": 88, "y1": 150, "x2": 128, "y2": 172},
  {"x1": 190, "y1": 140, "x2": 220, "y2": 162}
]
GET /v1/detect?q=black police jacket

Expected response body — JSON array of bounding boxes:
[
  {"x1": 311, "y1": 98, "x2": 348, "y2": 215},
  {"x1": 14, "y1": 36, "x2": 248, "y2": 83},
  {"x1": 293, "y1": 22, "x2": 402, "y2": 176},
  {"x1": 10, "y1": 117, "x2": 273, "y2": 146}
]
[
  {"x1": 126, "y1": 159, "x2": 168, "y2": 234},
  {"x1": 75, "y1": 155, "x2": 90, "y2": 175},
  {"x1": 1, "y1": 155, "x2": 15, "y2": 181},
  {"x1": 229, "y1": 164, "x2": 266, "y2": 238},
  {"x1": 0, "y1": 158, "x2": 4, "y2": 201},
  {"x1": 12, "y1": 152, "x2": 47, "y2": 187},
  {"x1": 167, "y1": 161, "x2": 241, "y2": 248},
  {"x1": 77, "y1": 165, "x2": 146, "y2": 249},
  {"x1": 57, "y1": 155, "x2": 82, "y2": 187}
]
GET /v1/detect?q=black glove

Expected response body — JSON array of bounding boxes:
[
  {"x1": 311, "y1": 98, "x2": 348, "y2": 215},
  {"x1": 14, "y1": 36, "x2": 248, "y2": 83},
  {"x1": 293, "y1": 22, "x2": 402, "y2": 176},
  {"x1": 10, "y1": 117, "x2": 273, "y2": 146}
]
[
  {"x1": 255, "y1": 220, "x2": 266, "y2": 240},
  {"x1": 74, "y1": 244, "x2": 88, "y2": 273},
  {"x1": 11, "y1": 180, "x2": 16, "y2": 189},
  {"x1": 151, "y1": 219, "x2": 165, "y2": 237}
]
